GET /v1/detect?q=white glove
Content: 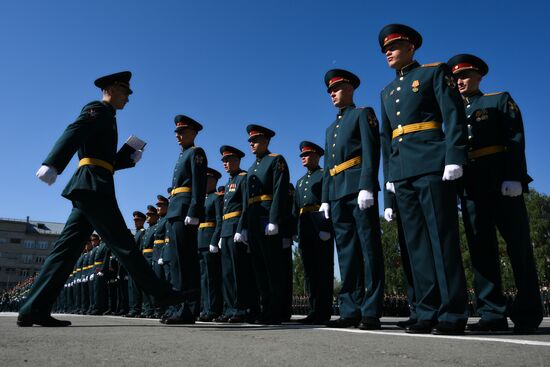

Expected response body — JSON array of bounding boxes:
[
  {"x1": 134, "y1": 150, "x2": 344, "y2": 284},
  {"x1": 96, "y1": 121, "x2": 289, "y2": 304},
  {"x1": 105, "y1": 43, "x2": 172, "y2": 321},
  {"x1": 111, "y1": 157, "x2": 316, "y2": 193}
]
[
  {"x1": 385, "y1": 182, "x2": 395, "y2": 194},
  {"x1": 357, "y1": 190, "x2": 374, "y2": 210},
  {"x1": 234, "y1": 232, "x2": 245, "y2": 243},
  {"x1": 319, "y1": 203, "x2": 330, "y2": 219},
  {"x1": 89, "y1": 274, "x2": 94, "y2": 281},
  {"x1": 184, "y1": 216, "x2": 199, "y2": 225},
  {"x1": 209, "y1": 245, "x2": 219, "y2": 253},
  {"x1": 292, "y1": 235, "x2": 299, "y2": 243},
  {"x1": 97, "y1": 272, "x2": 104, "y2": 277},
  {"x1": 130, "y1": 150, "x2": 143, "y2": 164},
  {"x1": 157, "y1": 258, "x2": 164, "y2": 265},
  {"x1": 217, "y1": 238, "x2": 222, "y2": 248},
  {"x1": 319, "y1": 231, "x2": 331, "y2": 241},
  {"x1": 265, "y1": 223, "x2": 279, "y2": 236},
  {"x1": 36, "y1": 165, "x2": 58, "y2": 185},
  {"x1": 442, "y1": 164, "x2": 463, "y2": 181},
  {"x1": 282, "y1": 238, "x2": 292, "y2": 249},
  {"x1": 384, "y1": 208, "x2": 395, "y2": 222},
  {"x1": 501, "y1": 181, "x2": 522, "y2": 197}
]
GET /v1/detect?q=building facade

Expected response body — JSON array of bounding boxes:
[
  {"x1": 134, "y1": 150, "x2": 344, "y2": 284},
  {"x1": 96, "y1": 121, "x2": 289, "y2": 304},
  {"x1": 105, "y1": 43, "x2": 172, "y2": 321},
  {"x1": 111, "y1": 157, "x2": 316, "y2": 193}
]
[{"x1": 0, "y1": 217, "x2": 63, "y2": 291}]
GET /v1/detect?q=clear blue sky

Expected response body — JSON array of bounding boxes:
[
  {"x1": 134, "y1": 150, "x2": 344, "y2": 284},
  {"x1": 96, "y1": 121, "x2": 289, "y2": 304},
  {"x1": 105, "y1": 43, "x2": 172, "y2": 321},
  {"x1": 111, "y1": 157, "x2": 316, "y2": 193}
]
[{"x1": 1, "y1": 0, "x2": 549, "y2": 227}]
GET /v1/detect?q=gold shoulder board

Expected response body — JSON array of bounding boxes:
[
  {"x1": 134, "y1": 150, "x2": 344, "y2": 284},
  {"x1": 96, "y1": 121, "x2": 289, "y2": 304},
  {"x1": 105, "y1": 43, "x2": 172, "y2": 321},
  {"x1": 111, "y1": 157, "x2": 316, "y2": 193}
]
[
  {"x1": 421, "y1": 62, "x2": 443, "y2": 67},
  {"x1": 484, "y1": 92, "x2": 504, "y2": 96}
]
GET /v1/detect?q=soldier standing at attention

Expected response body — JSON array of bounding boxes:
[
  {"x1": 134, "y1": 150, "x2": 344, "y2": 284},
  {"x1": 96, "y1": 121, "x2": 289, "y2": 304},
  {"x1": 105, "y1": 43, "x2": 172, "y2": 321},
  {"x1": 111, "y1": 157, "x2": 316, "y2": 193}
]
[
  {"x1": 91, "y1": 236, "x2": 109, "y2": 315},
  {"x1": 197, "y1": 168, "x2": 224, "y2": 321},
  {"x1": 18, "y1": 71, "x2": 186, "y2": 327},
  {"x1": 379, "y1": 24, "x2": 468, "y2": 335},
  {"x1": 217, "y1": 145, "x2": 258, "y2": 323},
  {"x1": 246, "y1": 124, "x2": 290, "y2": 325},
  {"x1": 447, "y1": 54, "x2": 542, "y2": 334},
  {"x1": 320, "y1": 69, "x2": 384, "y2": 330},
  {"x1": 126, "y1": 211, "x2": 146, "y2": 317},
  {"x1": 141, "y1": 205, "x2": 159, "y2": 318},
  {"x1": 293, "y1": 141, "x2": 334, "y2": 325},
  {"x1": 163, "y1": 115, "x2": 207, "y2": 324}
]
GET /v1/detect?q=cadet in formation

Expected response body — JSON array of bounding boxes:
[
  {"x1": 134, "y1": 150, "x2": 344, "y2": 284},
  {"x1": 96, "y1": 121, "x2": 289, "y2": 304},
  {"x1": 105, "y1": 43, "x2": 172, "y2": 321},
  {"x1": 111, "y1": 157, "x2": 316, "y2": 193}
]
[
  {"x1": 18, "y1": 71, "x2": 186, "y2": 327},
  {"x1": 140, "y1": 204, "x2": 160, "y2": 318},
  {"x1": 293, "y1": 141, "x2": 334, "y2": 325},
  {"x1": 217, "y1": 145, "x2": 258, "y2": 323},
  {"x1": 447, "y1": 54, "x2": 543, "y2": 334},
  {"x1": 197, "y1": 168, "x2": 223, "y2": 321},
  {"x1": 320, "y1": 69, "x2": 384, "y2": 330},
  {"x1": 246, "y1": 124, "x2": 290, "y2": 324},
  {"x1": 379, "y1": 24, "x2": 469, "y2": 335},
  {"x1": 126, "y1": 211, "x2": 146, "y2": 317},
  {"x1": 163, "y1": 115, "x2": 207, "y2": 324}
]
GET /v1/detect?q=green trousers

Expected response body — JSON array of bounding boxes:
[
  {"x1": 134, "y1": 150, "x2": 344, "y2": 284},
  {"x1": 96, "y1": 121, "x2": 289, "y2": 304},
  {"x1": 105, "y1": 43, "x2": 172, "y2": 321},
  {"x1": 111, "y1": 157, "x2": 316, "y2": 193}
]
[{"x1": 19, "y1": 194, "x2": 172, "y2": 316}]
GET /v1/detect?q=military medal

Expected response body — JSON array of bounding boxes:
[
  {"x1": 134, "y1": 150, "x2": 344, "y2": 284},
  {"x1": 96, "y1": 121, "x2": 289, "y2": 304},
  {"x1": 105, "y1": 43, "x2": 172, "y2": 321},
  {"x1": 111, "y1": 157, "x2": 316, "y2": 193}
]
[{"x1": 411, "y1": 80, "x2": 420, "y2": 92}]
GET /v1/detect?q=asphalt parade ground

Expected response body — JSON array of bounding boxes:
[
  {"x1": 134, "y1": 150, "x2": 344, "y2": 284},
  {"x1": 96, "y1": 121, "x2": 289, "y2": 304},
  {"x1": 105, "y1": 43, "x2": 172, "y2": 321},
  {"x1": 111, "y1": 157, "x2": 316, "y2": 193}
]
[{"x1": 1, "y1": 313, "x2": 549, "y2": 367}]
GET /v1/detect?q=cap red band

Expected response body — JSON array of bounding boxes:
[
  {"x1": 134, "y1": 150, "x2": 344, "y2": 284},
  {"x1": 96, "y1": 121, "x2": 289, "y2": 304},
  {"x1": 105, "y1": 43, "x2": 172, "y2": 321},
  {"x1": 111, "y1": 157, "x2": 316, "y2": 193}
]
[
  {"x1": 222, "y1": 151, "x2": 233, "y2": 156},
  {"x1": 383, "y1": 33, "x2": 409, "y2": 46},
  {"x1": 301, "y1": 147, "x2": 315, "y2": 153},
  {"x1": 452, "y1": 62, "x2": 478, "y2": 73},
  {"x1": 328, "y1": 77, "x2": 349, "y2": 87},
  {"x1": 248, "y1": 130, "x2": 263, "y2": 137},
  {"x1": 176, "y1": 121, "x2": 189, "y2": 128}
]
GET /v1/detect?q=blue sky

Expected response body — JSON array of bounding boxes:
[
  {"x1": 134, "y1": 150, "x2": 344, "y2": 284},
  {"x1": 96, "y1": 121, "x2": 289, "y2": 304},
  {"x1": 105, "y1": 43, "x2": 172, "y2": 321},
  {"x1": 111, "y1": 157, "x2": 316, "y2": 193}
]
[{"x1": 1, "y1": 0, "x2": 549, "y2": 227}]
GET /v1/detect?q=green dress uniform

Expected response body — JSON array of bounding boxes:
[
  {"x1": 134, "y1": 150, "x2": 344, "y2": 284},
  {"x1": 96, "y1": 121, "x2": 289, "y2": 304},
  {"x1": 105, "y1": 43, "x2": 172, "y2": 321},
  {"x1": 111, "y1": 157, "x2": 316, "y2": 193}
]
[
  {"x1": 280, "y1": 184, "x2": 295, "y2": 322},
  {"x1": 246, "y1": 124, "x2": 290, "y2": 324},
  {"x1": 19, "y1": 72, "x2": 176, "y2": 321},
  {"x1": 219, "y1": 145, "x2": 259, "y2": 321},
  {"x1": 322, "y1": 69, "x2": 384, "y2": 325},
  {"x1": 140, "y1": 216, "x2": 158, "y2": 317},
  {"x1": 127, "y1": 224, "x2": 146, "y2": 316},
  {"x1": 153, "y1": 215, "x2": 169, "y2": 282},
  {"x1": 294, "y1": 142, "x2": 334, "y2": 323},
  {"x1": 80, "y1": 250, "x2": 91, "y2": 313},
  {"x1": 448, "y1": 54, "x2": 542, "y2": 331},
  {"x1": 198, "y1": 173, "x2": 223, "y2": 319},
  {"x1": 86, "y1": 245, "x2": 98, "y2": 313},
  {"x1": 73, "y1": 254, "x2": 84, "y2": 313},
  {"x1": 92, "y1": 240, "x2": 109, "y2": 314},
  {"x1": 379, "y1": 25, "x2": 468, "y2": 330},
  {"x1": 165, "y1": 115, "x2": 207, "y2": 322}
]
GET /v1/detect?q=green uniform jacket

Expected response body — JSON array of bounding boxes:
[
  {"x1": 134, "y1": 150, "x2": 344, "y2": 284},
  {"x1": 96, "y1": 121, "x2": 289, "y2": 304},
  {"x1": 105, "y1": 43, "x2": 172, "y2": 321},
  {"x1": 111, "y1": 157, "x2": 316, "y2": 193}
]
[
  {"x1": 134, "y1": 228, "x2": 145, "y2": 248},
  {"x1": 462, "y1": 91, "x2": 531, "y2": 194},
  {"x1": 42, "y1": 101, "x2": 135, "y2": 201},
  {"x1": 221, "y1": 170, "x2": 248, "y2": 238},
  {"x1": 75, "y1": 254, "x2": 85, "y2": 282},
  {"x1": 167, "y1": 145, "x2": 208, "y2": 220},
  {"x1": 153, "y1": 216, "x2": 169, "y2": 261},
  {"x1": 198, "y1": 192, "x2": 223, "y2": 249},
  {"x1": 294, "y1": 167, "x2": 331, "y2": 237},
  {"x1": 322, "y1": 105, "x2": 380, "y2": 202},
  {"x1": 141, "y1": 224, "x2": 157, "y2": 252},
  {"x1": 247, "y1": 151, "x2": 290, "y2": 225},
  {"x1": 94, "y1": 242, "x2": 109, "y2": 273},
  {"x1": 380, "y1": 61, "x2": 468, "y2": 207}
]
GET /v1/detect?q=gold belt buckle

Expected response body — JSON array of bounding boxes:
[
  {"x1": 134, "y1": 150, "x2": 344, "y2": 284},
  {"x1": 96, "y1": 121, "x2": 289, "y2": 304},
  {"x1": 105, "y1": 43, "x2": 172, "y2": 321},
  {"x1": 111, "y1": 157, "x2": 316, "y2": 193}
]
[{"x1": 396, "y1": 125, "x2": 404, "y2": 136}]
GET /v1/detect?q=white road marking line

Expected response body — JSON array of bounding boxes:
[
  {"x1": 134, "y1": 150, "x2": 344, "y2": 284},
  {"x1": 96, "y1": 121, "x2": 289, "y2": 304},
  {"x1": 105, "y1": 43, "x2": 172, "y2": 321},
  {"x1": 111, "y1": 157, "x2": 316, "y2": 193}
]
[{"x1": 321, "y1": 327, "x2": 550, "y2": 347}]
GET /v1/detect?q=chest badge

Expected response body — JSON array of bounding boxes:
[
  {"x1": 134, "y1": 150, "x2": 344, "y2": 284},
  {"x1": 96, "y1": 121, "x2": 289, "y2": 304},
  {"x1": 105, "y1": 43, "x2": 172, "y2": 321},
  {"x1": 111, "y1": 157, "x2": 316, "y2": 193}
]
[
  {"x1": 277, "y1": 161, "x2": 286, "y2": 172},
  {"x1": 445, "y1": 75, "x2": 457, "y2": 89},
  {"x1": 411, "y1": 80, "x2": 420, "y2": 92},
  {"x1": 229, "y1": 183, "x2": 237, "y2": 192},
  {"x1": 475, "y1": 109, "x2": 489, "y2": 122},
  {"x1": 367, "y1": 114, "x2": 379, "y2": 127},
  {"x1": 194, "y1": 154, "x2": 205, "y2": 165},
  {"x1": 508, "y1": 100, "x2": 519, "y2": 113}
]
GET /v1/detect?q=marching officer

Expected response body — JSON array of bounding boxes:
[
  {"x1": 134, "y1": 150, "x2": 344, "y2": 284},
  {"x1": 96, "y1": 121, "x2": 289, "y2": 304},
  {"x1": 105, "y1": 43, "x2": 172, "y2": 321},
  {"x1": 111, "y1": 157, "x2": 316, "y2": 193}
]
[
  {"x1": 379, "y1": 24, "x2": 469, "y2": 334},
  {"x1": 447, "y1": 54, "x2": 542, "y2": 334},
  {"x1": 126, "y1": 211, "x2": 146, "y2": 317},
  {"x1": 197, "y1": 168, "x2": 224, "y2": 321},
  {"x1": 164, "y1": 115, "x2": 207, "y2": 324},
  {"x1": 141, "y1": 205, "x2": 159, "y2": 318},
  {"x1": 217, "y1": 145, "x2": 258, "y2": 323},
  {"x1": 293, "y1": 141, "x2": 334, "y2": 325},
  {"x1": 320, "y1": 69, "x2": 384, "y2": 330},
  {"x1": 19, "y1": 71, "x2": 185, "y2": 327},
  {"x1": 246, "y1": 124, "x2": 290, "y2": 324}
]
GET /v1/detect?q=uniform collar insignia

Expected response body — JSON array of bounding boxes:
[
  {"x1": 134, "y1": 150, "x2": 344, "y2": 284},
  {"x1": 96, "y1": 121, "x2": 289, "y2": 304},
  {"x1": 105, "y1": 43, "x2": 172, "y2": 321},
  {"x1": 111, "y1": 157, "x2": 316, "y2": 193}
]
[{"x1": 397, "y1": 61, "x2": 420, "y2": 76}]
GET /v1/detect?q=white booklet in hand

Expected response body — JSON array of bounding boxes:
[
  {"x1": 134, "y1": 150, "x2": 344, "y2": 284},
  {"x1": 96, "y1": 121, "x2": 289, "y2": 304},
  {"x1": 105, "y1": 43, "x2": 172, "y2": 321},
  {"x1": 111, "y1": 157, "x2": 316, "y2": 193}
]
[{"x1": 125, "y1": 135, "x2": 147, "y2": 151}]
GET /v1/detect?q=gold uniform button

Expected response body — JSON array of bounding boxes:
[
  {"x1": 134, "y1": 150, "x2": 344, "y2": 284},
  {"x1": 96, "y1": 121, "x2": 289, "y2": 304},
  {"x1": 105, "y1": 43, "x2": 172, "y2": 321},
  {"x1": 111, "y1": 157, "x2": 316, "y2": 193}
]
[
  {"x1": 336, "y1": 125, "x2": 339, "y2": 128},
  {"x1": 332, "y1": 143, "x2": 335, "y2": 147},
  {"x1": 399, "y1": 77, "x2": 404, "y2": 81},
  {"x1": 468, "y1": 135, "x2": 472, "y2": 139},
  {"x1": 397, "y1": 87, "x2": 401, "y2": 91},
  {"x1": 396, "y1": 111, "x2": 401, "y2": 116},
  {"x1": 396, "y1": 99, "x2": 400, "y2": 103},
  {"x1": 467, "y1": 104, "x2": 471, "y2": 108},
  {"x1": 467, "y1": 124, "x2": 471, "y2": 128},
  {"x1": 399, "y1": 138, "x2": 403, "y2": 142},
  {"x1": 334, "y1": 134, "x2": 337, "y2": 137}
]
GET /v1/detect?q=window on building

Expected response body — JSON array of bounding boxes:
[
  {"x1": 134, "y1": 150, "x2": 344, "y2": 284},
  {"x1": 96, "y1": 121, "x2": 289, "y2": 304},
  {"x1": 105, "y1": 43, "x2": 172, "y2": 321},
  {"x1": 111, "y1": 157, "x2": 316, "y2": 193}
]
[
  {"x1": 34, "y1": 256, "x2": 46, "y2": 264},
  {"x1": 22, "y1": 254, "x2": 33, "y2": 264},
  {"x1": 37, "y1": 241, "x2": 49, "y2": 249},
  {"x1": 23, "y1": 240, "x2": 35, "y2": 248}
]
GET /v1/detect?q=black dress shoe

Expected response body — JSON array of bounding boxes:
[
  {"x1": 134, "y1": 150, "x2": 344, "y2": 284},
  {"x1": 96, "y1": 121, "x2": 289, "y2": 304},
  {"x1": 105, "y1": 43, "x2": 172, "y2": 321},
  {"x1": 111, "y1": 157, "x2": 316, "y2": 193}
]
[
  {"x1": 164, "y1": 316, "x2": 195, "y2": 325},
  {"x1": 88, "y1": 309, "x2": 103, "y2": 316},
  {"x1": 102, "y1": 309, "x2": 113, "y2": 315},
  {"x1": 326, "y1": 317, "x2": 360, "y2": 328},
  {"x1": 358, "y1": 317, "x2": 381, "y2": 330},
  {"x1": 213, "y1": 315, "x2": 230, "y2": 323},
  {"x1": 198, "y1": 314, "x2": 214, "y2": 322},
  {"x1": 432, "y1": 321, "x2": 465, "y2": 335},
  {"x1": 405, "y1": 320, "x2": 436, "y2": 334},
  {"x1": 513, "y1": 325, "x2": 538, "y2": 335},
  {"x1": 396, "y1": 318, "x2": 417, "y2": 329},
  {"x1": 17, "y1": 314, "x2": 71, "y2": 327},
  {"x1": 466, "y1": 318, "x2": 509, "y2": 332},
  {"x1": 296, "y1": 315, "x2": 316, "y2": 324},
  {"x1": 228, "y1": 315, "x2": 246, "y2": 323}
]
